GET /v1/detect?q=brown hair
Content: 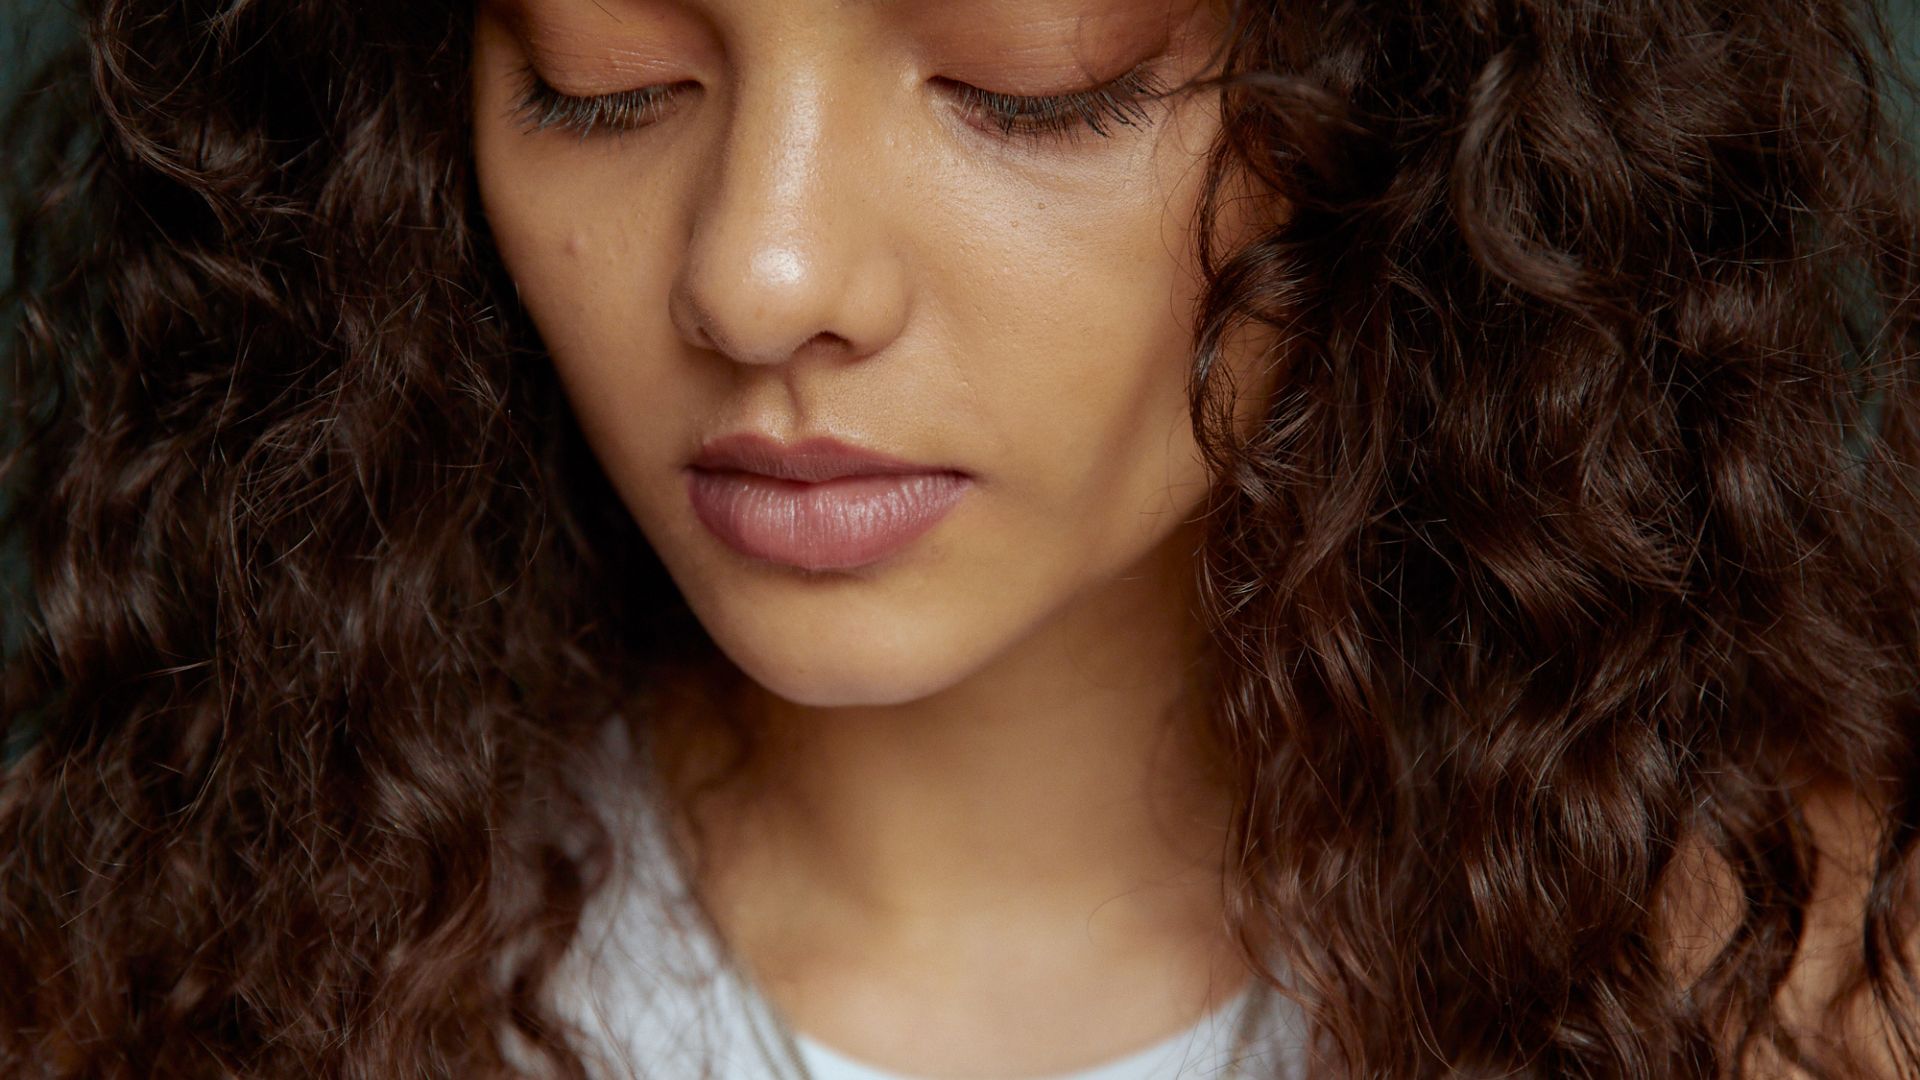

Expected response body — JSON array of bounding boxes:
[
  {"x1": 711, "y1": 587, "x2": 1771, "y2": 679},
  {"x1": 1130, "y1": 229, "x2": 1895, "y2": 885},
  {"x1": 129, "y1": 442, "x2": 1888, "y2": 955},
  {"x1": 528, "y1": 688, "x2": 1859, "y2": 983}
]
[{"x1": 5, "y1": 0, "x2": 1920, "y2": 1076}]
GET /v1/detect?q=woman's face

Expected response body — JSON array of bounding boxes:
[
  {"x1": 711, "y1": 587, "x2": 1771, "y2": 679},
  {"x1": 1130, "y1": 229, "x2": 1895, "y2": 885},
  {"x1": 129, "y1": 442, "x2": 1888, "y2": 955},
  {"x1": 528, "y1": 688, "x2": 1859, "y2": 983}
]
[{"x1": 472, "y1": 0, "x2": 1245, "y2": 707}]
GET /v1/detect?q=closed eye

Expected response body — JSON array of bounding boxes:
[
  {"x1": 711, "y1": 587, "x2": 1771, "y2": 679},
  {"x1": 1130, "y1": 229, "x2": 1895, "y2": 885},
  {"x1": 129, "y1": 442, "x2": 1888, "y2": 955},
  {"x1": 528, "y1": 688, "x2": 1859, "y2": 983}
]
[
  {"x1": 506, "y1": 61, "x2": 1172, "y2": 145},
  {"x1": 935, "y1": 62, "x2": 1171, "y2": 142},
  {"x1": 509, "y1": 64, "x2": 696, "y2": 138}
]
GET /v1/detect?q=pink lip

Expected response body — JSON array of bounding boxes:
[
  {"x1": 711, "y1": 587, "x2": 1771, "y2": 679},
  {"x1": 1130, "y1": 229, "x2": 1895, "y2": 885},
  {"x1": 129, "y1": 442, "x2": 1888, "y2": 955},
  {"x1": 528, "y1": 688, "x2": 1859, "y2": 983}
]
[{"x1": 685, "y1": 435, "x2": 973, "y2": 571}]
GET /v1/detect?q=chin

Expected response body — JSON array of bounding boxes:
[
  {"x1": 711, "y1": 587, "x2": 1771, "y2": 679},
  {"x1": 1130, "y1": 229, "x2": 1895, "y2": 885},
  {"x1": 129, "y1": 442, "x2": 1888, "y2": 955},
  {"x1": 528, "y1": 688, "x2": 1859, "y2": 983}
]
[{"x1": 696, "y1": 605, "x2": 989, "y2": 709}]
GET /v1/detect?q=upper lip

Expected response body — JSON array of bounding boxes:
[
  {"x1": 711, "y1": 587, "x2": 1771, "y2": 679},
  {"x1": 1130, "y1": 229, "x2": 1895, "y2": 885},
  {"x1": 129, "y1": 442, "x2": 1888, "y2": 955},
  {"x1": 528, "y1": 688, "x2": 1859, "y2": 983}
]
[{"x1": 689, "y1": 433, "x2": 960, "y2": 484}]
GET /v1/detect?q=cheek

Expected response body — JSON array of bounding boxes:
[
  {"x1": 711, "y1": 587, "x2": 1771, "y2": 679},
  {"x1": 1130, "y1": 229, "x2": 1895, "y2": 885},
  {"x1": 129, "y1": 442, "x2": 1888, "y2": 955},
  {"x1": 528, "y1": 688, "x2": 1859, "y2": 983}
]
[
  {"x1": 938, "y1": 138, "x2": 1217, "y2": 544},
  {"x1": 471, "y1": 21, "x2": 691, "y2": 425},
  {"x1": 474, "y1": 131, "x2": 655, "y2": 360},
  {"x1": 474, "y1": 138, "x2": 698, "y2": 504}
]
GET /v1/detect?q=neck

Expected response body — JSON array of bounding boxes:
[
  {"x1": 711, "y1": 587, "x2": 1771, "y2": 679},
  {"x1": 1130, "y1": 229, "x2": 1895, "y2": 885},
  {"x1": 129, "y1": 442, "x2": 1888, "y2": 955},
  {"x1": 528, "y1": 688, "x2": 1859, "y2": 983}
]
[{"x1": 645, "y1": 524, "x2": 1248, "y2": 1052}]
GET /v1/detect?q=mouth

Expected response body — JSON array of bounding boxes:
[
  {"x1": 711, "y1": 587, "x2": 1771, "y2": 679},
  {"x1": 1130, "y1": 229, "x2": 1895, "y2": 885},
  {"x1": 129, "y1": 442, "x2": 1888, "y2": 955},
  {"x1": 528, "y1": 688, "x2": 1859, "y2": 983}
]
[{"x1": 684, "y1": 434, "x2": 974, "y2": 572}]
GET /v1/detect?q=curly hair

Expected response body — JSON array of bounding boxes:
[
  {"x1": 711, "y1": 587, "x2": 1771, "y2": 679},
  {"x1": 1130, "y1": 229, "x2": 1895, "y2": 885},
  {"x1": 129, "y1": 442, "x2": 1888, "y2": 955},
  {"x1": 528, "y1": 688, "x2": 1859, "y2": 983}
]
[{"x1": 5, "y1": 0, "x2": 1920, "y2": 1077}]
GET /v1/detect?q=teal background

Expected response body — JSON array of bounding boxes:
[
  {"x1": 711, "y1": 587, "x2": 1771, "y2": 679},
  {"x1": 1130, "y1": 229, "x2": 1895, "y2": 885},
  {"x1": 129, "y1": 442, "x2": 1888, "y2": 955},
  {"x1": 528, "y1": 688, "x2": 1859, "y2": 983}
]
[
  {"x1": 1, "y1": 0, "x2": 75, "y2": 672},
  {"x1": 2, "y1": 0, "x2": 76, "y2": 280},
  {"x1": 2, "y1": 0, "x2": 71, "y2": 116}
]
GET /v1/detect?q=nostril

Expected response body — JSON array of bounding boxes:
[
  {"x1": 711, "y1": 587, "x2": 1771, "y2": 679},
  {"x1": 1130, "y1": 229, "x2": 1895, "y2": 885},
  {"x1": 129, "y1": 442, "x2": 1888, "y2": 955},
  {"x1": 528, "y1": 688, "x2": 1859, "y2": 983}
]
[
  {"x1": 669, "y1": 284, "x2": 725, "y2": 354},
  {"x1": 798, "y1": 331, "x2": 849, "y2": 353}
]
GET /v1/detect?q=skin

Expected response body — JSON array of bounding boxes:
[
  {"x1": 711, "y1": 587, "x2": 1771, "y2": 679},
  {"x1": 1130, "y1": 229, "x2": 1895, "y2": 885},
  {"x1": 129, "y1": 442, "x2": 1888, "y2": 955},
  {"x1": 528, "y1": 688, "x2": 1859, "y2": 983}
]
[{"x1": 470, "y1": 0, "x2": 1268, "y2": 1073}]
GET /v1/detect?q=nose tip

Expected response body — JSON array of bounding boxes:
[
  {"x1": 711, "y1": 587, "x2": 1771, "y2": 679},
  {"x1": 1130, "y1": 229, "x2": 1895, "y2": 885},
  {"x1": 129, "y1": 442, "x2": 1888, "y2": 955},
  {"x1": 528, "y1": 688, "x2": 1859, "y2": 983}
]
[
  {"x1": 748, "y1": 246, "x2": 808, "y2": 291},
  {"x1": 670, "y1": 242, "x2": 871, "y2": 366},
  {"x1": 671, "y1": 236, "x2": 909, "y2": 368},
  {"x1": 672, "y1": 285, "x2": 854, "y2": 366}
]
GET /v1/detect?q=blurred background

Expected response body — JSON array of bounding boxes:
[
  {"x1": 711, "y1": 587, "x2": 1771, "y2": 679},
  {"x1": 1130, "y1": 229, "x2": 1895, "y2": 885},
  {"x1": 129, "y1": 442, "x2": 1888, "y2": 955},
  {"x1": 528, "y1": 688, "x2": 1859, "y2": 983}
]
[{"x1": 3, "y1": 0, "x2": 66, "y2": 114}]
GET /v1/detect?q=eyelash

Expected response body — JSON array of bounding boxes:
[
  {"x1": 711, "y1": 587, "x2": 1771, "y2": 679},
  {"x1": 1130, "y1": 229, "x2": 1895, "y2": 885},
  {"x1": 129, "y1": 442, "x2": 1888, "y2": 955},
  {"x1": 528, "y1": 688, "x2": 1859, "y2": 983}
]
[
  {"x1": 508, "y1": 63, "x2": 1169, "y2": 144},
  {"x1": 941, "y1": 65, "x2": 1169, "y2": 141},
  {"x1": 510, "y1": 66, "x2": 688, "y2": 139}
]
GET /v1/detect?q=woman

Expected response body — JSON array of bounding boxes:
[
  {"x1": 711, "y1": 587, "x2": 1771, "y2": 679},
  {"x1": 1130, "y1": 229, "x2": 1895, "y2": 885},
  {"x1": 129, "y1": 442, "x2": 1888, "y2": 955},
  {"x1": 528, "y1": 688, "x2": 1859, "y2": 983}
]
[{"x1": 5, "y1": 0, "x2": 1920, "y2": 1075}]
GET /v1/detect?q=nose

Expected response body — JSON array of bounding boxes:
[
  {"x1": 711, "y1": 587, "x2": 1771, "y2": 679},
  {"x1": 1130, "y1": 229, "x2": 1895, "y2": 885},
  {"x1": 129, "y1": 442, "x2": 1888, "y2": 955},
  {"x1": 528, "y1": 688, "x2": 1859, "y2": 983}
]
[{"x1": 670, "y1": 67, "x2": 910, "y2": 368}]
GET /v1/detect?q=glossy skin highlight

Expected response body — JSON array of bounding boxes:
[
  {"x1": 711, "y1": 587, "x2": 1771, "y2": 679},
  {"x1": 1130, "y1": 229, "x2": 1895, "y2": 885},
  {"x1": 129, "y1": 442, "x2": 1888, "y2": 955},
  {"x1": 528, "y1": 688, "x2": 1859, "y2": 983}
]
[{"x1": 471, "y1": 0, "x2": 1237, "y2": 710}]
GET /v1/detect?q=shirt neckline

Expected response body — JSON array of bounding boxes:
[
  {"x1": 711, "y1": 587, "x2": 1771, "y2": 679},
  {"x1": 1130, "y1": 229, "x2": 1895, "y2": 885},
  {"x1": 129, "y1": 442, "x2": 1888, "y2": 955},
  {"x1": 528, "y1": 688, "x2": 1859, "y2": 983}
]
[{"x1": 783, "y1": 978, "x2": 1260, "y2": 1080}]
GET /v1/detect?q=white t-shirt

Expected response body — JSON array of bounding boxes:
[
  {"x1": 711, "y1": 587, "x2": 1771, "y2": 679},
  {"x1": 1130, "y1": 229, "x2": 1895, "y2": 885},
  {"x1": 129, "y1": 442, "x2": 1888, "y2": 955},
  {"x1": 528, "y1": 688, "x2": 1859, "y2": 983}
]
[{"x1": 546, "y1": 730, "x2": 1309, "y2": 1080}]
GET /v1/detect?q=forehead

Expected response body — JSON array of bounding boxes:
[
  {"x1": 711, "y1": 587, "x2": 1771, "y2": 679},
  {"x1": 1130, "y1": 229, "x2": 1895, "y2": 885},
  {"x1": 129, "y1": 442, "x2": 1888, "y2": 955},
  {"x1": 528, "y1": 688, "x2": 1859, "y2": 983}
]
[{"x1": 486, "y1": 0, "x2": 1219, "y2": 85}]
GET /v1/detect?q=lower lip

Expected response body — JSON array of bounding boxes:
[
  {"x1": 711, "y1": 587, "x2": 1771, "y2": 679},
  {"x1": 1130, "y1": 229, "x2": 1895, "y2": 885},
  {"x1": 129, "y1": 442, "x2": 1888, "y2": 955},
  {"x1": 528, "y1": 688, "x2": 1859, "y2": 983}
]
[{"x1": 685, "y1": 469, "x2": 973, "y2": 572}]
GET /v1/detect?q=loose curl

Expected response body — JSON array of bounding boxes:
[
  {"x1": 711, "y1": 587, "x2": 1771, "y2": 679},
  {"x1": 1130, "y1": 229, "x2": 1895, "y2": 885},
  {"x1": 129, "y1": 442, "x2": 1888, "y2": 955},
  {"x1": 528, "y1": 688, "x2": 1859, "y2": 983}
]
[{"x1": 5, "y1": 1, "x2": 1920, "y2": 1077}]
